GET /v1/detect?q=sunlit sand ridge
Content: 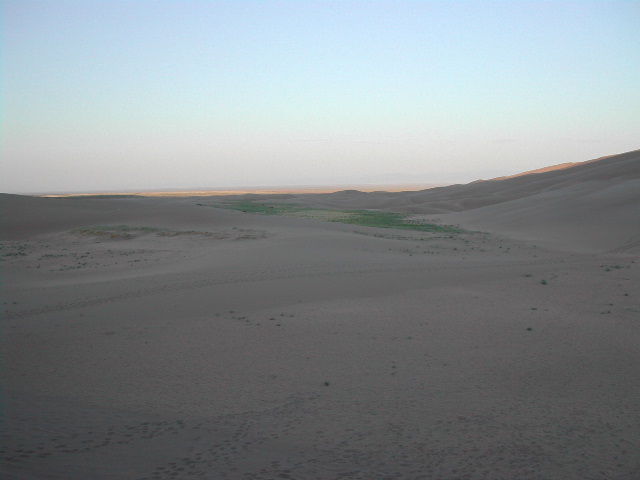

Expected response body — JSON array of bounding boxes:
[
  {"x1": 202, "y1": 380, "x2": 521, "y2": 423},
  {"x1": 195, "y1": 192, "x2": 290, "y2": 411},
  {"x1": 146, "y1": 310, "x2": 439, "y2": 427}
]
[{"x1": 2, "y1": 149, "x2": 639, "y2": 479}]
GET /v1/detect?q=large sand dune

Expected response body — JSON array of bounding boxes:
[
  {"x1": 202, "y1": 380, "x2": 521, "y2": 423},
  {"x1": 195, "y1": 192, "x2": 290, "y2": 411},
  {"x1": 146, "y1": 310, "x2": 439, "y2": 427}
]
[
  {"x1": 279, "y1": 149, "x2": 640, "y2": 251},
  {"x1": 2, "y1": 150, "x2": 639, "y2": 479}
]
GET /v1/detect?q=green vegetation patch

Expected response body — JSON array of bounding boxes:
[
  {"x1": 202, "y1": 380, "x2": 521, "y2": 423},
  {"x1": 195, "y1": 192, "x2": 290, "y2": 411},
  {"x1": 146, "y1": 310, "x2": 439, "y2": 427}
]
[{"x1": 211, "y1": 200, "x2": 462, "y2": 233}]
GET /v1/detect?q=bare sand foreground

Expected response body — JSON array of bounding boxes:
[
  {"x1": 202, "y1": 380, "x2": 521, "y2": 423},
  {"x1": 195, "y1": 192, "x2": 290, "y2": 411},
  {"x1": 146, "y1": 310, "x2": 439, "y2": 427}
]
[{"x1": 1, "y1": 150, "x2": 639, "y2": 479}]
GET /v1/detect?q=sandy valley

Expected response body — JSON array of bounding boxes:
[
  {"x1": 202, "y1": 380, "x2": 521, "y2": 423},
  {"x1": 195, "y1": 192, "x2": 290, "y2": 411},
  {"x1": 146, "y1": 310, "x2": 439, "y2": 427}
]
[{"x1": 2, "y1": 150, "x2": 639, "y2": 479}]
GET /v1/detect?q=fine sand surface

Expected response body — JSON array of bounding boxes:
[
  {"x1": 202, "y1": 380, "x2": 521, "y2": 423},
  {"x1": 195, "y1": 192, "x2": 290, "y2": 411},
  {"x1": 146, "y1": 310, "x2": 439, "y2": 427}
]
[{"x1": 2, "y1": 150, "x2": 639, "y2": 479}]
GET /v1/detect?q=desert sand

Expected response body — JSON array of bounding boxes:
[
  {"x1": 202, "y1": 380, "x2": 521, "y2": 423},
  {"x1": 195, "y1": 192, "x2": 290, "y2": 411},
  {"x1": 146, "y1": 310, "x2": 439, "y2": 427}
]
[{"x1": 2, "y1": 149, "x2": 639, "y2": 479}]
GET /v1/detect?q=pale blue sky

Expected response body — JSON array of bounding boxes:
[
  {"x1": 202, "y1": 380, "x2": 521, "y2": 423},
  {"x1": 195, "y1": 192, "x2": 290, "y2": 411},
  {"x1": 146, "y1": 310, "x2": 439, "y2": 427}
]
[{"x1": 2, "y1": 1, "x2": 639, "y2": 193}]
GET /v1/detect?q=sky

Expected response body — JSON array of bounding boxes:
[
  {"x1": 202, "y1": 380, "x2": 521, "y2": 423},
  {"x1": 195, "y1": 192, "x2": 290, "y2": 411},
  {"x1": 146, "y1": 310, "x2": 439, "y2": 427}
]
[{"x1": 2, "y1": 1, "x2": 639, "y2": 194}]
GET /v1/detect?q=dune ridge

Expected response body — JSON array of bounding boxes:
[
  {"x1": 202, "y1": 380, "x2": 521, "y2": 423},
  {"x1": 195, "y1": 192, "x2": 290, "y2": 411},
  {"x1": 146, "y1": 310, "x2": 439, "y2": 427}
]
[
  {"x1": 267, "y1": 149, "x2": 640, "y2": 251},
  {"x1": 291, "y1": 148, "x2": 639, "y2": 212}
]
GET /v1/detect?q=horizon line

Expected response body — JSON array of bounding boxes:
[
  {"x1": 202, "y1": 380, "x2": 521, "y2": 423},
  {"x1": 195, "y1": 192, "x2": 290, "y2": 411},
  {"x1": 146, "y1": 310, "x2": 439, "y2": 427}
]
[{"x1": 27, "y1": 182, "x2": 452, "y2": 198}]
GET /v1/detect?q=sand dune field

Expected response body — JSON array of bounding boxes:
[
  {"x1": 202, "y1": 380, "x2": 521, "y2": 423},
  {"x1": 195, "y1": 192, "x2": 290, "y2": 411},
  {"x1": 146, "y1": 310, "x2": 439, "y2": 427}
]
[{"x1": 2, "y1": 150, "x2": 639, "y2": 479}]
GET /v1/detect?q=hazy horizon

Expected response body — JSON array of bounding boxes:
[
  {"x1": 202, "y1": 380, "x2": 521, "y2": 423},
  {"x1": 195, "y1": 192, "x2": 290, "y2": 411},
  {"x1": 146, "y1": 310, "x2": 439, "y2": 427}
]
[
  {"x1": 19, "y1": 183, "x2": 451, "y2": 197},
  {"x1": 2, "y1": 1, "x2": 639, "y2": 194}
]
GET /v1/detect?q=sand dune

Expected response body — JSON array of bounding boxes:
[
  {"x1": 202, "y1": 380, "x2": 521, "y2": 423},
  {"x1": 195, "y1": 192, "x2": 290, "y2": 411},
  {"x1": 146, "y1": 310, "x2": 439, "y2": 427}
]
[
  {"x1": 292, "y1": 148, "x2": 639, "y2": 211},
  {"x1": 274, "y1": 149, "x2": 640, "y2": 251},
  {"x1": 2, "y1": 150, "x2": 639, "y2": 479}
]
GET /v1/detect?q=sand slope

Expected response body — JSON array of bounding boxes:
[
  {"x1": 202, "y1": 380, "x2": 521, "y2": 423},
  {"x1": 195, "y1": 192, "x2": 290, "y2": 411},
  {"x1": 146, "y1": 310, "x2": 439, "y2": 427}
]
[
  {"x1": 1, "y1": 150, "x2": 639, "y2": 479},
  {"x1": 282, "y1": 149, "x2": 640, "y2": 251}
]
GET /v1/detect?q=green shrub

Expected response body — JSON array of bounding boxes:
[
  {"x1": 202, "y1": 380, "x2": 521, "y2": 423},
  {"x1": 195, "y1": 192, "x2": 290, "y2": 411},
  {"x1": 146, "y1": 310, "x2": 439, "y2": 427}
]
[{"x1": 213, "y1": 200, "x2": 462, "y2": 233}]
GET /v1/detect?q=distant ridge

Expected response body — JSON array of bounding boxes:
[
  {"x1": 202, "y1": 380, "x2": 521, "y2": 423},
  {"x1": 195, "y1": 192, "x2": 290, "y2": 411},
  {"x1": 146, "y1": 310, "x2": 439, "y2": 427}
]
[{"x1": 484, "y1": 153, "x2": 618, "y2": 182}]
